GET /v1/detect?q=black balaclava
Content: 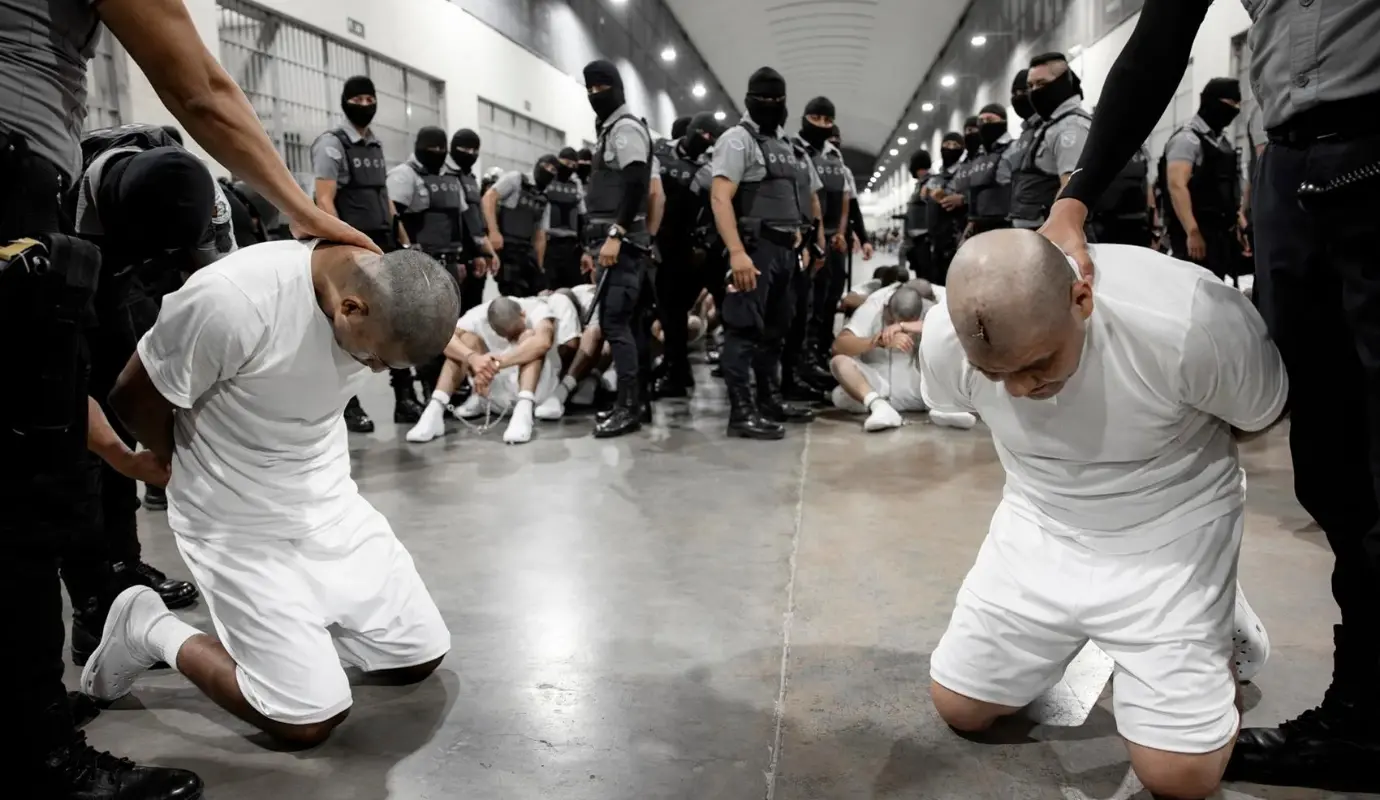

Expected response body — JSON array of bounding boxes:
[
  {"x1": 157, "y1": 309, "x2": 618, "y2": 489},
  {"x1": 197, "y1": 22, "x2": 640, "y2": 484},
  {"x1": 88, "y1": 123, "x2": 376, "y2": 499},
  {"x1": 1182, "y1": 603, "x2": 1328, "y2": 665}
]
[
  {"x1": 683, "y1": 111, "x2": 723, "y2": 159},
  {"x1": 413, "y1": 126, "x2": 448, "y2": 174},
  {"x1": 557, "y1": 146, "x2": 579, "y2": 181},
  {"x1": 450, "y1": 128, "x2": 481, "y2": 172},
  {"x1": 1010, "y1": 69, "x2": 1035, "y2": 121},
  {"x1": 342, "y1": 75, "x2": 377, "y2": 129},
  {"x1": 97, "y1": 146, "x2": 215, "y2": 261},
  {"x1": 1198, "y1": 77, "x2": 1242, "y2": 132},
  {"x1": 745, "y1": 66, "x2": 788, "y2": 134},
  {"x1": 978, "y1": 104, "x2": 1009, "y2": 148},
  {"x1": 963, "y1": 116, "x2": 982, "y2": 158},
  {"x1": 671, "y1": 116, "x2": 692, "y2": 140},
  {"x1": 1028, "y1": 55, "x2": 1082, "y2": 120},
  {"x1": 534, "y1": 154, "x2": 559, "y2": 190},
  {"x1": 909, "y1": 149, "x2": 932, "y2": 177},
  {"x1": 799, "y1": 95, "x2": 835, "y2": 151},
  {"x1": 583, "y1": 60, "x2": 626, "y2": 124},
  {"x1": 828, "y1": 124, "x2": 841, "y2": 149},
  {"x1": 940, "y1": 132, "x2": 964, "y2": 167},
  {"x1": 576, "y1": 148, "x2": 593, "y2": 181}
]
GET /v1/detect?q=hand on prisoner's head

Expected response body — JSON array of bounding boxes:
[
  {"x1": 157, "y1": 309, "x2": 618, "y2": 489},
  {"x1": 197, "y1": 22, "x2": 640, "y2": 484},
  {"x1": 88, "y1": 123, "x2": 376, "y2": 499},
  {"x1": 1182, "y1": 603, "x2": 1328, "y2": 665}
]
[
  {"x1": 946, "y1": 229, "x2": 1092, "y2": 399},
  {"x1": 333, "y1": 248, "x2": 461, "y2": 371}
]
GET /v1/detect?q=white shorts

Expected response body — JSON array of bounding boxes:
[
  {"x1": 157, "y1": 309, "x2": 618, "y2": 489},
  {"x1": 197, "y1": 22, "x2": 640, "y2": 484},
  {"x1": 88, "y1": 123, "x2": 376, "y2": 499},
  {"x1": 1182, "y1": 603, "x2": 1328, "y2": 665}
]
[
  {"x1": 832, "y1": 354, "x2": 927, "y2": 412},
  {"x1": 175, "y1": 497, "x2": 451, "y2": 724},
  {"x1": 485, "y1": 348, "x2": 561, "y2": 410},
  {"x1": 931, "y1": 499, "x2": 1242, "y2": 754},
  {"x1": 544, "y1": 292, "x2": 583, "y2": 346}
]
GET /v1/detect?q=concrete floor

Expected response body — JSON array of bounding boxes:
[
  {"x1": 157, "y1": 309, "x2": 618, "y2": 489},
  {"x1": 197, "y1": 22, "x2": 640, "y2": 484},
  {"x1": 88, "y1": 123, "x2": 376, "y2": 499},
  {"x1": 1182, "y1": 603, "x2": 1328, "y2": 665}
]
[{"x1": 69, "y1": 294, "x2": 1362, "y2": 800}]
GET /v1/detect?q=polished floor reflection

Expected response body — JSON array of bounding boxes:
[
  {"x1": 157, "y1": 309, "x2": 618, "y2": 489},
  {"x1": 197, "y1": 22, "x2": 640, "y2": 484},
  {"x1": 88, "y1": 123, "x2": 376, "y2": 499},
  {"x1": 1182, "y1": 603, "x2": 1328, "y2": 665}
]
[{"x1": 69, "y1": 346, "x2": 1361, "y2": 799}]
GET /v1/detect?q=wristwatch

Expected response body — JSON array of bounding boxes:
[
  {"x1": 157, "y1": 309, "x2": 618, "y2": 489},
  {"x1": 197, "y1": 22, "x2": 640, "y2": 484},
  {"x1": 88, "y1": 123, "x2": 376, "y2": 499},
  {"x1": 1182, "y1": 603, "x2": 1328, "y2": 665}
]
[{"x1": 607, "y1": 225, "x2": 624, "y2": 240}]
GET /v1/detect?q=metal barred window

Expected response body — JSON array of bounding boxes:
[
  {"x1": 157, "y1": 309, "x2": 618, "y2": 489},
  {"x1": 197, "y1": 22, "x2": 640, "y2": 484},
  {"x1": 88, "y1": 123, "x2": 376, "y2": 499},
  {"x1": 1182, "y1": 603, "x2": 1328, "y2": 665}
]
[
  {"x1": 478, "y1": 99, "x2": 566, "y2": 178},
  {"x1": 216, "y1": 0, "x2": 444, "y2": 190},
  {"x1": 85, "y1": 31, "x2": 130, "y2": 131}
]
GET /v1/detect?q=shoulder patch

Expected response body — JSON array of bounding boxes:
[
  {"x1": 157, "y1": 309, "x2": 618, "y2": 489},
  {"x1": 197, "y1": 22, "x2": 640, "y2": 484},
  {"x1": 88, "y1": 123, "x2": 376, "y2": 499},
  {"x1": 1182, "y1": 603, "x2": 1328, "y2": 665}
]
[
  {"x1": 614, "y1": 134, "x2": 628, "y2": 149},
  {"x1": 729, "y1": 138, "x2": 746, "y2": 151},
  {"x1": 325, "y1": 145, "x2": 343, "y2": 161},
  {"x1": 1059, "y1": 130, "x2": 1078, "y2": 148}
]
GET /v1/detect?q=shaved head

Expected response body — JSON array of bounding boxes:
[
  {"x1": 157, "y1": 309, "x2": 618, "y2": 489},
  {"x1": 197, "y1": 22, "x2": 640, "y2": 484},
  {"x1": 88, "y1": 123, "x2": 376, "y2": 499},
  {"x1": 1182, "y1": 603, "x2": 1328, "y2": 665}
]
[
  {"x1": 946, "y1": 229, "x2": 1092, "y2": 399},
  {"x1": 338, "y1": 248, "x2": 461, "y2": 368},
  {"x1": 487, "y1": 297, "x2": 526, "y2": 341},
  {"x1": 886, "y1": 285, "x2": 928, "y2": 323}
]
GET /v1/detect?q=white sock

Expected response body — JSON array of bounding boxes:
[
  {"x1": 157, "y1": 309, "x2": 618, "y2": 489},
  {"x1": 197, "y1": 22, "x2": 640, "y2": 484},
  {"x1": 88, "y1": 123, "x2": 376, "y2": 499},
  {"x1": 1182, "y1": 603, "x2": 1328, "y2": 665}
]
[
  {"x1": 862, "y1": 391, "x2": 879, "y2": 409},
  {"x1": 429, "y1": 389, "x2": 450, "y2": 408},
  {"x1": 555, "y1": 374, "x2": 577, "y2": 403},
  {"x1": 514, "y1": 390, "x2": 536, "y2": 418},
  {"x1": 146, "y1": 612, "x2": 200, "y2": 669}
]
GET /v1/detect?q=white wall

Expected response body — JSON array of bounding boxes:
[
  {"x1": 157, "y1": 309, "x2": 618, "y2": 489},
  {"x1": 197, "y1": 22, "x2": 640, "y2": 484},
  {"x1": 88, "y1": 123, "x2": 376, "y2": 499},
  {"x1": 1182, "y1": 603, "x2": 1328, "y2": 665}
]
[
  {"x1": 122, "y1": 0, "x2": 684, "y2": 176},
  {"x1": 860, "y1": 1, "x2": 1253, "y2": 224}
]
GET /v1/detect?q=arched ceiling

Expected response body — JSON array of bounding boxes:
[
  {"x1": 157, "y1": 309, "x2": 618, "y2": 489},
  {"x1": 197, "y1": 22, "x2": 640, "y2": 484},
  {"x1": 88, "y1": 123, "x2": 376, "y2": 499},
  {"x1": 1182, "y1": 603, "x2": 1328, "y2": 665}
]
[{"x1": 663, "y1": 0, "x2": 968, "y2": 157}]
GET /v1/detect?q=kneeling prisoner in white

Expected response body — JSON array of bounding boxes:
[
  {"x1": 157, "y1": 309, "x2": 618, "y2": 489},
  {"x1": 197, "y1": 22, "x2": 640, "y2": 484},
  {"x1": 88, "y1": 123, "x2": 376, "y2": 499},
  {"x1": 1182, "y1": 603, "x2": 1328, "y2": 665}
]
[
  {"x1": 830, "y1": 280, "x2": 977, "y2": 432},
  {"x1": 922, "y1": 231, "x2": 1286, "y2": 799},
  {"x1": 85, "y1": 240, "x2": 459, "y2": 747},
  {"x1": 406, "y1": 291, "x2": 582, "y2": 445}
]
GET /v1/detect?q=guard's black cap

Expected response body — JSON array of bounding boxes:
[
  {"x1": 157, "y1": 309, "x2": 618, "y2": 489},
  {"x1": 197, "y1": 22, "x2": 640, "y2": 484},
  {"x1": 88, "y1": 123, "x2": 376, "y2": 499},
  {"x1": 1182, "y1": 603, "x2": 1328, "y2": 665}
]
[
  {"x1": 1202, "y1": 77, "x2": 1242, "y2": 103},
  {"x1": 748, "y1": 67, "x2": 786, "y2": 97},
  {"x1": 451, "y1": 128, "x2": 481, "y2": 150},
  {"x1": 342, "y1": 75, "x2": 375, "y2": 103},
  {"x1": 1011, "y1": 69, "x2": 1029, "y2": 93},
  {"x1": 583, "y1": 60, "x2": 623, "y2": 91},
  {"x1": 577, "y1": 147, "x2": 592, "y2": 161},
  {"x1": 964, "y1": 116, "x2": 979, "y2": 130},
  {"x1": 415, "y1": 126, "x2": 447, "y2": 149},
  {"x1": 805, "y1": 96, "x2": 836, "y2": 118},
  {"x1": 942, "y1": 131, "x2": 964, "y2": 145},
  {"x1": 559, "y1": 146, "x2": 579, "y2": 161},
  {"x1": 99, "y1": 146, "x2": 215, "y2": 253},
  {"x1": 909, "y1": 150, "x2": 932, "y2": 173},
  {"x1": 671, "y1": 116, "x2": 692, "y2": 139},
  {"x1": 686, "y1": 111, "x2": 726, "y2": 140},
  {"x1": 979, "y1": 103, "x2": 1008, "y2": 118}
]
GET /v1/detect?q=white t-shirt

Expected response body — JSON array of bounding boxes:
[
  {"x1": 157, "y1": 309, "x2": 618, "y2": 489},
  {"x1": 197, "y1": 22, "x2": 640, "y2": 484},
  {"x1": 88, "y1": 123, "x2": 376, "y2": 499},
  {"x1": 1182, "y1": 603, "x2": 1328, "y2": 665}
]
[
  {"x1": 845, "y1": 284, "x2": 935, "y2": 367},
  {"x1": 137, "y1": 240, "x2": 371, "y2": 542},
  {"x1": 456, "y1": 296, "x2": 558, "y2": 353},
  {"x1": 920, "y1": 244, "x2": 1288, "y2": 551}
]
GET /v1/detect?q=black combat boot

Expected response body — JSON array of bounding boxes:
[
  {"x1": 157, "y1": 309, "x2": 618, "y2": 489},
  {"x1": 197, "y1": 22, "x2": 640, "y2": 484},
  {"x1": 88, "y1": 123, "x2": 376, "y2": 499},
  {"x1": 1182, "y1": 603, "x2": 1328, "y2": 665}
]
[
  {"x1": 1225, "y1": 624, "x2": 1380, "y2": 792},
  {"x1": 141, "y1": 486, "x2": 166, "y2": 511},
  {"x1": 344, "y1": 396, "x2": 375, "y2": 433},
  {"x1": 757, "y1": 370, "x2": 815, "y2": 424},
  {"x1": 594, "y1": 383, "x2": 644, "y2": 439},
  {"x1": 70, "y1": 598, "x2": 102, "y2": 668},
  {"x1": 35, "y1": 732, "x2": 204, "y2": 800},
  {"x1": 392, "y1": 383, "x2": 424, "y2": 424},
  {"x1": 651, "y1": 364, "x2": 694, "y2": 399},
  {"x1": 124, "y1": 560, "x2": 199, "y2": 610},
  {"x1": 727, "y1": 386, "x2": 785, "y2": 440}
]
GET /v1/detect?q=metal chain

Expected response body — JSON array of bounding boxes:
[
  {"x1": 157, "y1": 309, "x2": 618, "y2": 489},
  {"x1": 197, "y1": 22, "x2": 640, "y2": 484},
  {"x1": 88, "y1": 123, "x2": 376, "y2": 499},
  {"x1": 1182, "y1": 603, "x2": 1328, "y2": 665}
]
[{"x1": 452, "y1": 396, "x2": 512, "y2": 436}]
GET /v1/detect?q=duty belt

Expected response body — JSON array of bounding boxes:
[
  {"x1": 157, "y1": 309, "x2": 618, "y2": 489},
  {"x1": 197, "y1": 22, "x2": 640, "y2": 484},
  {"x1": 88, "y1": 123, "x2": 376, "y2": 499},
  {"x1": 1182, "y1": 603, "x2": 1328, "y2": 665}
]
[{"x1": 1268, "y1": 91, "x2": 1380, "y2": 146}]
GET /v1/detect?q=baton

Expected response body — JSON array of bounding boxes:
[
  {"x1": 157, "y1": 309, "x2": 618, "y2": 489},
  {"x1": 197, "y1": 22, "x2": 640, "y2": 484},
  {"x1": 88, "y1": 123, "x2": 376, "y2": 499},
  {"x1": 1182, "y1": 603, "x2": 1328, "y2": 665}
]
[{"x1": 583, "y1": 237, "x2": 650, "y2": 326}]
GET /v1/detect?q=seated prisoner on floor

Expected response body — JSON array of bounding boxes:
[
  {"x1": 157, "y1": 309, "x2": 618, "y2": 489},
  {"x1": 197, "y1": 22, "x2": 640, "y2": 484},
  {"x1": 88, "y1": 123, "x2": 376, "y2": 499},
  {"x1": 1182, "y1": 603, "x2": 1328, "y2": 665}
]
[
  {"x1": 84, "y1": 240, "x2": 459, "y2": 748},
  {"x1": 838, "y1": 264, "x2": 908, "y2": 316},
  {"x1": 831, "y1": 282, "x2": 977, "y2": 432},
  {"x1": 921, "y1": 230, "x2": 1287, "y2": 800},
  {"x1": 407, "y1": 295, "x2": 579, "y2": 445}
]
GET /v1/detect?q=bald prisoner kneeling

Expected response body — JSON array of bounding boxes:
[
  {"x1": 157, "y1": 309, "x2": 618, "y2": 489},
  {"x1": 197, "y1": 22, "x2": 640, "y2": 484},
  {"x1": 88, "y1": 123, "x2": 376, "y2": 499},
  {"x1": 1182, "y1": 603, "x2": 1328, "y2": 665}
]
[{"x1": 921, "y1": 230, "x2": 1288, "y2": 799}]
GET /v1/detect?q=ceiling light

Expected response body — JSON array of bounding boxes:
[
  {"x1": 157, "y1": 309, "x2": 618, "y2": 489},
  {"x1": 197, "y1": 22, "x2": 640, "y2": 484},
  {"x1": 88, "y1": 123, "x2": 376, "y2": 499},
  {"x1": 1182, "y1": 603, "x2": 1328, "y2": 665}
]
[
  {"x1": 907, "y1": 122, "x2": 918, "y2": 131},
  {"x1": 610, "y1": 0, "x2": 627, "y2": 5},
  {"x1": 921, "y1": 102, "x2": 934, "y2": 112},
  {"x1": 940, "y1": 74, "x2": 956, "y2": 88},
  {"x1": 897, "y1": 136, "x2": 907, "y2": 145},
  {"x1": 713, "y1": 110, "x2": 726, "y2": 121},
  {"x1": 691, "y1": 82, "x2": 707, "y2": 99},
  {"x1": 889, "y1": 148, "x2": 899, "y2": 156},
  {"x1": 970, "y1": 35, "x2": 987, "y2": 47},
  {"x1": 661, "y1": 46, "x2": 676, "y2": 62}
]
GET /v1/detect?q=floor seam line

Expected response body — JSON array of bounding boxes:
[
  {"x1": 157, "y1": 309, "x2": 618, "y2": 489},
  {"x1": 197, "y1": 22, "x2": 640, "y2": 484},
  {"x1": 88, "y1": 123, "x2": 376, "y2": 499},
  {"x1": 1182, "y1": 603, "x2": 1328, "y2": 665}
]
[{"x1": 765, "y1": 424, "x2": 811, "y2": 800}]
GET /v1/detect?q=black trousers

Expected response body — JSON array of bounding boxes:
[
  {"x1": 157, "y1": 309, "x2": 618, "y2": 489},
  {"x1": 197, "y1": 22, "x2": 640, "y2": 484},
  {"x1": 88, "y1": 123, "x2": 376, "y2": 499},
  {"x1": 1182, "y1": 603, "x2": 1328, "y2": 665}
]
[
  {"x1": 497, "y1": 243, "x2": 543, "y2": 297},
  {"x1": 655, "y1": 236, "x2": 705, "y2": 380},
  {"x1": 1, "y1": 140, "x2": 85, "y2": 769},
  {"x1": 545, "y1": 236, "x2": 584, "y2": 290},
  {"x1": 721, "y1": 239, "x2": 797, "y2": 394},
  {"x1": 1090, "y1": 215, "x2": 1152, "y2": 248},
  {"x1": 784, "y1": 255, "x2": 814, "y2": 380},
  {"x1": 1168, "y1": 217, "x2": 1236, "y2": 281},
  {"x1": 597, "y1": 244, "x2": 649, "y2": 393},
  {"x1": 809, "y1": 248, "x2": 848, "y2": 356},
  {"x1": 906, "y1": 234, "x2": 933, "y2": 283},
  {"x1": 1254, "y1": 132, "x2": 1380, "y2": 687}
]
